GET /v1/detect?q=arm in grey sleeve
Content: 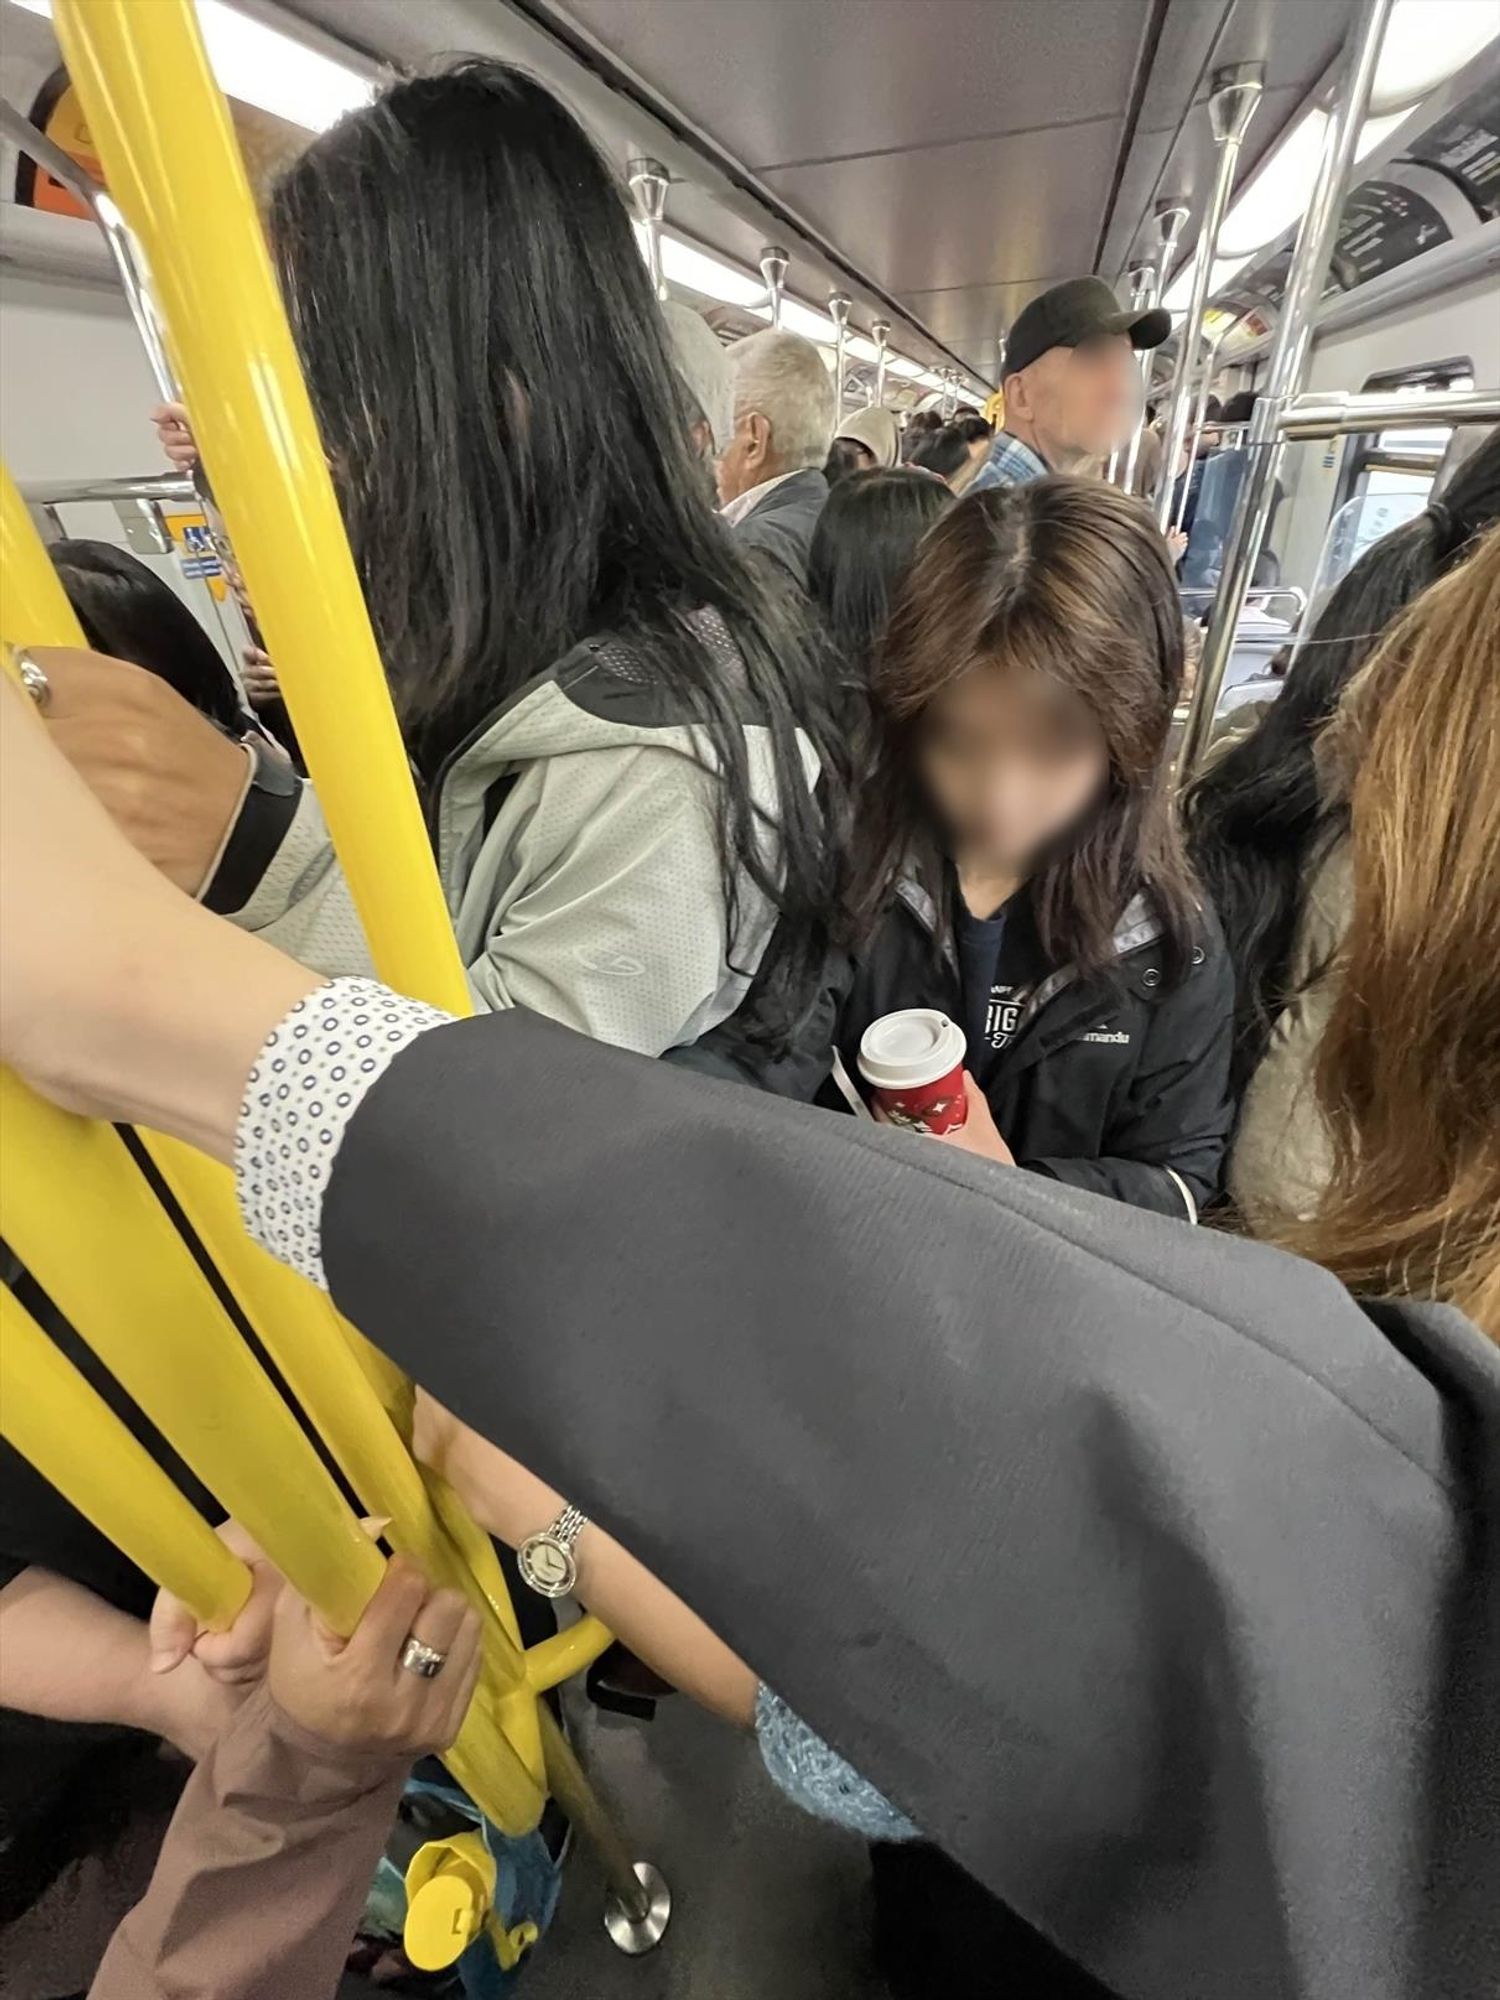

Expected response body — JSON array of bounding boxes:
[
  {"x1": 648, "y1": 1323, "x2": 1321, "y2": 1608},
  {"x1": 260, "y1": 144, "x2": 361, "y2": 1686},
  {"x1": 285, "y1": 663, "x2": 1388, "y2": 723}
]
[{"x1": 303, "y1": 1006, "x2": 1471, "y2": 2000}]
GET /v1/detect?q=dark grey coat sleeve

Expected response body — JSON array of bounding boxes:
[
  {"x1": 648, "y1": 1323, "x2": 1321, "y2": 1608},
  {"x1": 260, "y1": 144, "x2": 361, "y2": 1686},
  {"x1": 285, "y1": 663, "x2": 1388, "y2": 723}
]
[{"x1": 321, "y1": 1010, "x2": 1497, "y2": 2000}]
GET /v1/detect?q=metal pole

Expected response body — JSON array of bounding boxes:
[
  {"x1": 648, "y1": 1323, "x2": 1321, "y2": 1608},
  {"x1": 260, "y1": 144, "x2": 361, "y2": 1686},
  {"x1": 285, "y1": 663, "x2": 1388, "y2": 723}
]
[
  {"x1": 1124, "y1": 203, "x2": 1187, "y2": 494},
  {"x1": 871, "y1": 318, "x2": 891, "y2": 406},
  {"x1": 1174, "y1": 320, "x2": 1228, "y2": 531},
  {"x1": 627, "y1": 156, "x2": 669, "y2": 301},
  {"x1": 1116, "y1": 263, "x2": 1156, "y2": 490},
  {"x1": 829, "y1": 292, "x2": 852, "y2": 411},
  {"x1": 1181, "y1": 0, "x2": 1395, "y2": 776},
  {"x1": 0, "y1": 100, "x2": 265, "y2": 674},
  {"x1": 1156, "y1": 64, "x2": 1263, "y2": 531},
  {"x1": 1277, "y1": 385, "x2": 1500, "y2": 438},
  {"x1": 759, "y1": 244, "x2": 789, "y2": 329},
  {"x1": 941, "y1": 370, "x2": 957, "y2": 421}
]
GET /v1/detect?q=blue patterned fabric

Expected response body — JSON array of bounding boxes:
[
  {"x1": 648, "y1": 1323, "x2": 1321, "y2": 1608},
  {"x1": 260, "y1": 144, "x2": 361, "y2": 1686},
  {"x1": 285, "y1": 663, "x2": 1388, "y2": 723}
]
[
  {"x1": 755, "y1": 1685, "x2": 919, "y2": 1841},
  {"x1": 967, "y1": 429, "x2": 1049, "y2": 495}
]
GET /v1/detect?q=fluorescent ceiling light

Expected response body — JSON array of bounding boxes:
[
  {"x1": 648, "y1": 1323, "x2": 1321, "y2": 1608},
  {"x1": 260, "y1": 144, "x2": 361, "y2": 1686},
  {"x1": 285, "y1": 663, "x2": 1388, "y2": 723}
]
[
  {"x1": 6, "y1": 0, "x2": 374, "y2": 132},
  {"x1": 1369, "y1": 0, "x2": 1500, "y2": 113},
  {"x1": 1219, "y1": 108, "x2": 1329, "y2": 258},
  {"x1": 887, "y1": 356, "x2": 925, "y2": 380},
  {"x1": 1163, "y1": 253, "x2": 1252, "y2": 312},
  {"x1": 1214, "y1": 100, "x2": 1421, "y2": 264},
  {"x1": 642, "y1": 227, "x2": 767, "y2": 310}
]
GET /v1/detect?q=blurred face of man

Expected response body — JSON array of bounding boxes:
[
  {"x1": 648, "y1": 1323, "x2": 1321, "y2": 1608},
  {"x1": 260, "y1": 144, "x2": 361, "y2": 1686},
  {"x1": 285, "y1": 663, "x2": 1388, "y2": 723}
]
[{"x1": 1005, "y1": 332, "x2": 1140, "y2": 469}]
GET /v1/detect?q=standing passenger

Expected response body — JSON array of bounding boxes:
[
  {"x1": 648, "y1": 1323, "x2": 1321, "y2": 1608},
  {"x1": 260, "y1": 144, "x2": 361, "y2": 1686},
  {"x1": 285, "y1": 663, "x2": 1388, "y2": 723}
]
[
  {"x1": 37, "y1": 61, "x2": 846, "y2": 1061},
  {"x1": 969, "y1": 277, "x2": 1169, "y2": 493},
  {"x1": 718, "y1": 328, "x2": 838, "y2": 587},
  {"x1": 836, "y1": 479, "x2": 1234, "y2": 1219}
]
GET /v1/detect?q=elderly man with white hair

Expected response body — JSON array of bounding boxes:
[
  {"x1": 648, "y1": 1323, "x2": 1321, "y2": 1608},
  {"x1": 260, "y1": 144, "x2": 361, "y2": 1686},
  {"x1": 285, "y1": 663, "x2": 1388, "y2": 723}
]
[{"x1": 717, "y1": 328, "x2": 837, "y2": 588}]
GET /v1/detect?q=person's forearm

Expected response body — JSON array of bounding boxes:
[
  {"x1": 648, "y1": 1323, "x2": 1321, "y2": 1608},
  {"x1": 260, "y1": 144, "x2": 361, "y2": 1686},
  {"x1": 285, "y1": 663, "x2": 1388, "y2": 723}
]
[
  {"x1": 0, "y1": 1568, "x2": 161, "y2": 1733},
  {"x1": 416, "y1": 1396, "x2": 757, "y2": 1726},
  {"x1": 90, "y1": 1684, "x2": 406, "y2": 2000}
]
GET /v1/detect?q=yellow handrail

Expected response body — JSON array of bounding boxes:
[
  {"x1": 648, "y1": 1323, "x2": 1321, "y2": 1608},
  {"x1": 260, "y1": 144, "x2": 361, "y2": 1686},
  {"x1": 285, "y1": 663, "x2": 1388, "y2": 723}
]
[
  {"x1": 52, "y1": 0, "x2": 468, "y2": 1014},
  {"x1": 1, "y1": 464, "x2": 558, "y2": 1828},
  {"x1": 0, "y1": 1285, "x2": 251, "y2": 1632},
  {"x1": 4, "y1": 0, "x2": 636, "y2": 1904}
]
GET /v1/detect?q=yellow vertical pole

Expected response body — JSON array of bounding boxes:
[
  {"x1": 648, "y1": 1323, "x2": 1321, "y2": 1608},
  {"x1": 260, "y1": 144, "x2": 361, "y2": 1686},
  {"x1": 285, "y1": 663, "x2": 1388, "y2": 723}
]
[
  {"x1": 1, "y1": 472, "x2": 554, "y2": 1827},
  {"x1": 52, "y1": 0, "x2": 469, "y2": 1015},
  {"x1": 0, "y1": 1285, "x2": 251, "y2": 1631},
  {"x1": 0, "y1": 1072, "x2": 385, "y2": 1634}
]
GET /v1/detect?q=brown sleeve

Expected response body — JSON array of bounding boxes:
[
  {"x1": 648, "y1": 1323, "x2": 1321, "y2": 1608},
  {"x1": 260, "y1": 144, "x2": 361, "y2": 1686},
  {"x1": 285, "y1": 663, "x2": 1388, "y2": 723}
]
[{"x1": 90, "y1": 1683, "x2": 406, "y2": 2000}]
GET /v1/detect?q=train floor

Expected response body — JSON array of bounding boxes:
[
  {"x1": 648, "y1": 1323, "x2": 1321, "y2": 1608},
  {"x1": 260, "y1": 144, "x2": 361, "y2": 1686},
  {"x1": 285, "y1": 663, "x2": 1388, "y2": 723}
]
[{"x1": 525, "y1": 1688, "x2": 890, "y2": 1998}]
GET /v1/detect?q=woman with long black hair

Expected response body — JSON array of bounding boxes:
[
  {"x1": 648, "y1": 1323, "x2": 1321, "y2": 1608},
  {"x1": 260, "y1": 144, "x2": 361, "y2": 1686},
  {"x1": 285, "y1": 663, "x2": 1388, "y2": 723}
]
[
  {"x1": 50, "y1": 59, "x2": 844, "y2": 1058},
  {"x1": 835, "y1": 478, "x2": 1235, "y2": 1219}
]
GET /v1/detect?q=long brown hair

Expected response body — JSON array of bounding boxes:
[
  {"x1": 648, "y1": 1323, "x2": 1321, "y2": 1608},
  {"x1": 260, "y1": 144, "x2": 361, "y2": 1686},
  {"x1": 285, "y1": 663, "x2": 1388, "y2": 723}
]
[
  {"x1": 1278, "y1": 527, "x2": 1500, "y2": 1336},
  {"x1": 850, "y1": 478, "x2": 1199, "y2": 979}
]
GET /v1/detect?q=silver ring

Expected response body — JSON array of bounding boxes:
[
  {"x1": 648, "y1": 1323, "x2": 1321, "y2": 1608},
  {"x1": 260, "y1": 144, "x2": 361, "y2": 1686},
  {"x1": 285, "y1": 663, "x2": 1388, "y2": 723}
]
[
  {"x1": 14, "y1": 651, "x2": 50, "y2": 711},
  {"x1": 399, "y1": 1635, "x2": 447, "y2": 1679}
]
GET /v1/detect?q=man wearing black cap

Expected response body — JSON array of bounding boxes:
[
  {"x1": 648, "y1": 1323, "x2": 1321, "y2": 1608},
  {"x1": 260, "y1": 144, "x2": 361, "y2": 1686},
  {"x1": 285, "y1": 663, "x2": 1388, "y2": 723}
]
[{"x1": 970, "y1": 276, "x2": 1170, "y2": 495}]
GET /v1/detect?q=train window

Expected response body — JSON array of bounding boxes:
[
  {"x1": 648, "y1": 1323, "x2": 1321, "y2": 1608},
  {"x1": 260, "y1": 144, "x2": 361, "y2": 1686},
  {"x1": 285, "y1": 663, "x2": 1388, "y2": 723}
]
[{"x1": 1338, "y1": 356, "x2": 1476, "y2": 509}]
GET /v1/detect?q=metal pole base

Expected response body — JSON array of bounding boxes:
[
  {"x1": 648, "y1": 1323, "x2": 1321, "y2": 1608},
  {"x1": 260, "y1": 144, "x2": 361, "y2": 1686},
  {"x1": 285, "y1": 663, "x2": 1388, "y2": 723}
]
[{"x1": 603, "y1": 1861, "x2": 672, "y2": 1955}]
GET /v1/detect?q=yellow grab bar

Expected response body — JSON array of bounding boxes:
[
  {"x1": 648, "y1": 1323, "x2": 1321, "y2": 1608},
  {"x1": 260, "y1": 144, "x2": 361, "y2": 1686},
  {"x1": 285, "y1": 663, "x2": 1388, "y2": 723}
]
[
  {"x1": 53, "y1": 0, "x2": 468, "y2": 1015},
  {"x1": 0, "y1": 1284, "x2": 251, "y2": 1631},
  {"x1": 0, "y1": 1073, "x2": 385, "y2": 1634}
]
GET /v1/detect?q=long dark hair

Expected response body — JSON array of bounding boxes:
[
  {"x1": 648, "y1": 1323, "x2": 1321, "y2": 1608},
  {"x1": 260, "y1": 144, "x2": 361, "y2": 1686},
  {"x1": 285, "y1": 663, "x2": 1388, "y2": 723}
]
[
  {"x1": 907, "y1": 427, "x2": 971, "y2": 483},
  {"x1": 851, "y1": 479, "x2": 1198, "y2": 979},
  {"x1": 50, "y1": 539, "x2": 247, "y2": 733},
  {"x1": 267, "y1": 59, "x2": 844, "y2": 1013},
  {"x1": 808, "y1": 468, "x2": 952, "y2": 682},
  {"x1": 1183, "y1": 426, "x2": 1500, "y2": 1095}
]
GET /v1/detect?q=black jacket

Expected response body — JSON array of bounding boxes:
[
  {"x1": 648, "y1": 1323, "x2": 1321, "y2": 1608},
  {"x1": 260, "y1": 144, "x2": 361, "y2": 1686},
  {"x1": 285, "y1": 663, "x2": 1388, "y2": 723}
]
[
  {"x1": 836, "y1": 879, "x2": 1236, "y2": 1219},
  {"x1": 730, "y1": 468, "x2": 829, "y2": 589}
]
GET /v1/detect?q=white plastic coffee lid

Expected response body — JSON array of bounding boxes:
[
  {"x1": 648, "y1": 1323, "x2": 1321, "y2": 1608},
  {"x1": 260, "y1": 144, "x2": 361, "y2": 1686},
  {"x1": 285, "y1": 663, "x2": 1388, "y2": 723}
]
[{"x1": 857, "y1": 1009, "x2": 967, "y2": 1092}]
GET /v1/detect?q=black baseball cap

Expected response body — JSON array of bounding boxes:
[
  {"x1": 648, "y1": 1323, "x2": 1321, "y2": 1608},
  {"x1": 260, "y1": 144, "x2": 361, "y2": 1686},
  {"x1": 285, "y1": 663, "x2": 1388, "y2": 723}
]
[{"x1": 1001, "y1": 276, "x2": 1171, "y2": 381}]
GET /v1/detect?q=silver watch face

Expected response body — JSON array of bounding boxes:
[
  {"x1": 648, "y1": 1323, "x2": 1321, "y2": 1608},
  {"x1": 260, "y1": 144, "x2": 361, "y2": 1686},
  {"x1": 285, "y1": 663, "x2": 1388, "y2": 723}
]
[{"x1": 519, "y1": 1532, "x2": 578, "y2": 1599}]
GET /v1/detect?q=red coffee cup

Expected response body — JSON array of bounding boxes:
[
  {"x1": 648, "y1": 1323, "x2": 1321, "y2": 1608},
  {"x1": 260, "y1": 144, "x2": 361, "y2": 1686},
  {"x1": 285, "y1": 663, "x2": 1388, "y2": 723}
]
[{"x1": 857, "y1": 1009, "x2": 969, "y2": 1135}]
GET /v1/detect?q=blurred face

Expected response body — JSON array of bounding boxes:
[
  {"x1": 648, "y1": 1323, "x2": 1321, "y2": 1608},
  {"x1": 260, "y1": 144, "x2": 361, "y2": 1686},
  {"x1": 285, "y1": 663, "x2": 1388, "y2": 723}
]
[
  {"x1": 917, "y1": 662, "x2": 1109, "y2": 868},
  {"x1": 1007, "y1": 333, "x2": 1140, "y2": 465}
]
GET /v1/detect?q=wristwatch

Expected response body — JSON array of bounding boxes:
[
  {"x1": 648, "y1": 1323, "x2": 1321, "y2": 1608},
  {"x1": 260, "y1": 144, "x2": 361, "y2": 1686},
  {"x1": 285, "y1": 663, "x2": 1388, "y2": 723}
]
[{"x1": 517, "y1": 1504, "x2": 590, "y2": 1598}]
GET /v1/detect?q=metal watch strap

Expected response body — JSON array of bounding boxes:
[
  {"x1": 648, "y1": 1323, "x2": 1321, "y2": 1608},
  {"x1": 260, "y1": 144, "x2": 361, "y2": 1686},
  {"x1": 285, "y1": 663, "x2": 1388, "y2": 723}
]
[{"x1": 517, "y1": 1503, "x2": 590, "y2": 1599}]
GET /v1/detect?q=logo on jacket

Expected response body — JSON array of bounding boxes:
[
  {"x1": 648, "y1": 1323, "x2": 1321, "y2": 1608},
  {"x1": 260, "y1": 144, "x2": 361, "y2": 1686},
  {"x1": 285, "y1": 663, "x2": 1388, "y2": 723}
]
[
  {"x1": 1081, "y1": 1028, "x2": 1130, "y2": 1045},
  {"x1": 572, "y1": 946, "x2": 646, "y2": 976}
]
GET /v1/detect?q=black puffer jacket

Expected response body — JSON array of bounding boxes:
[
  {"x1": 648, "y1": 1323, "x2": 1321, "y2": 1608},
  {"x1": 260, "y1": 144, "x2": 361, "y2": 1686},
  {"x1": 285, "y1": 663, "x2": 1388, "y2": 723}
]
[
  {"x1": 835, "y1": 879, "x2": 1236, "y2": 1219},
  {"x1": 673, "y1": 881, "x2": 1235, "y2": 1221}
]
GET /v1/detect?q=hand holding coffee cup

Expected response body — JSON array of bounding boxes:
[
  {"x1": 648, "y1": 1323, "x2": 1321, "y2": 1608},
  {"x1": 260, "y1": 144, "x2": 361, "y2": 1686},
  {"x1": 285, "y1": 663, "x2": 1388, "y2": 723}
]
[{"x1": 858, "y1": 1011, "x2": 969, "y2": 1135}]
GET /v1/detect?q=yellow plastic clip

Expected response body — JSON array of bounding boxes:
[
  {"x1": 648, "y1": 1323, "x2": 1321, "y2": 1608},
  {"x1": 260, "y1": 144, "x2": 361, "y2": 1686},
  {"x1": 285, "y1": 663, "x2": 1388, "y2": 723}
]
[{"x1": 403, "y1": 1832, "x2": 496, "y2": 1972}]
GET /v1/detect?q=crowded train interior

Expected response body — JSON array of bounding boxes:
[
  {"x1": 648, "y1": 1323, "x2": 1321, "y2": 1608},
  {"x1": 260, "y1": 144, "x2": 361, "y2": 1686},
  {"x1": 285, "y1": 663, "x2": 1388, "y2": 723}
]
[{"x1": 1, "y1": 0, "x2": 1498, "y2": 1996}]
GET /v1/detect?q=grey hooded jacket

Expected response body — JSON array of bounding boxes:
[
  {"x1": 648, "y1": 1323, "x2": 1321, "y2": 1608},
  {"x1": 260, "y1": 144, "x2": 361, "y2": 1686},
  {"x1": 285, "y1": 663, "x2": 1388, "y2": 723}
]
[{"x1": 220, "y1": 614, "x2": 816, "y2": 1055}]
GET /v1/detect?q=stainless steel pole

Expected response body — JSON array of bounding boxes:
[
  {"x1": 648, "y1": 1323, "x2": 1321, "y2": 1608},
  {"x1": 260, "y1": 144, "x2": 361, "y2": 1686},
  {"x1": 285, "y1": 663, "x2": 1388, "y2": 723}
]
[
  {"x1": 1180, "y1": 0, "x2": 1396, "y2": 777},
  {"x1": 0, "y1": 101, "x2": 264, "y2": 682},
  {"x1": 1125, "y1": 202, "x2": 1188, "y2": 496},
  {"x1": 627, "y1": 157, "x2": 670, "y2": 301},
  {"x1": 759, "y1": 245, "x2": 789, "y2": 330},
  {"x1": 871, "y1": 319, "x2": 891, "y2": 406},
  {"x1": 1118, "y1": 263, "x2": 1158, "y2": 492},
  {"x1": 1174, "y1": 321, "x2": 1229, "y2": 531},
  {"x1": 829, "y1": 292, "x2": 852, "y2": 412},
  {"x1": 1277, "y1": 385, "x2": 1500, "y2": 438},
  {"x1": 1155, "y1": 64, "x2": 1263, "y2": 531}
]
